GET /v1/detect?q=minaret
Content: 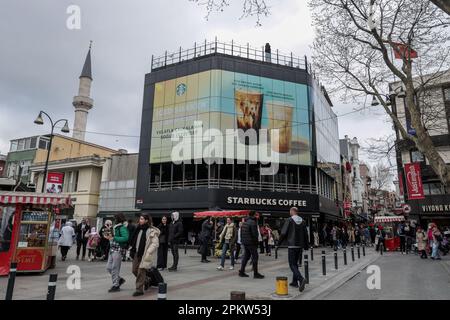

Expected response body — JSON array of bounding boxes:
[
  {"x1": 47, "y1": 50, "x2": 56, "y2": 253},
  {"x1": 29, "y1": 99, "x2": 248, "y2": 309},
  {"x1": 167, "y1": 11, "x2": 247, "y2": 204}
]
[{"x1": 72, "y1": 42, "x2": 94, "y2": 141}]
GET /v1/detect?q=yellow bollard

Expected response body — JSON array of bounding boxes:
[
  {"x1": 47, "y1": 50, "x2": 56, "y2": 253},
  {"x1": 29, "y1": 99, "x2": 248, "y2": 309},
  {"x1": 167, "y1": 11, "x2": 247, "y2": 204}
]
[{"x1": 275, "y1": 276, "x2": 288, "y2": 296}]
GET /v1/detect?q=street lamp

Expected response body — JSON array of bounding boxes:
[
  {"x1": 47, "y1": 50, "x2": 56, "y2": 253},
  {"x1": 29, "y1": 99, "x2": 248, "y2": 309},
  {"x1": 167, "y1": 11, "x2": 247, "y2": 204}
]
[{"x1": 34, "y1": 111, "x2": 70, "y2": 193}]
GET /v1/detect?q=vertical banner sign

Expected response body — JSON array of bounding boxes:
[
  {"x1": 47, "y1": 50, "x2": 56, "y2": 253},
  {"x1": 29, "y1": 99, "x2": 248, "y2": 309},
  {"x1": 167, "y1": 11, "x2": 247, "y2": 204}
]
[
  {"x1": 46, "y1": 172, "x2": 64, "y2": 194},
  {"x1": 404, "y1": 163, "x2": 425, "y2": 200},
  {"x1": 398, "y1": 172, "x2": 404, "y2": 196}
]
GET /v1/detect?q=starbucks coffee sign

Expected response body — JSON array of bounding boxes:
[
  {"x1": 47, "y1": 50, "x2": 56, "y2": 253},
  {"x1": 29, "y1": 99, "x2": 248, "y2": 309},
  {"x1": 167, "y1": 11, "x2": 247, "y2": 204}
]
[
  {"x1": 421, "y1": 204, "x2": 450, "y2": 214},
  {"x1": 227, "y1": 196, "x2": 307, "y2": 208}
]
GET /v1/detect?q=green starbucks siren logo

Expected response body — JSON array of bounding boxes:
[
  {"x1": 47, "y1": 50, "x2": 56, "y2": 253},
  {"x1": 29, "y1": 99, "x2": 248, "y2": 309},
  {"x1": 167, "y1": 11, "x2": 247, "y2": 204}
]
[{"x1": 176, "y1": 83, "x2": 187, "y2": 96}]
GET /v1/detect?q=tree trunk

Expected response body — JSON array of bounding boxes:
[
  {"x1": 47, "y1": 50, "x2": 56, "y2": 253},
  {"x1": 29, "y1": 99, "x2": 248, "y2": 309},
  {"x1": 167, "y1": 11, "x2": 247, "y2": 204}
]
[
  {"x1": 430, "y1": 0, "x2": 450, "y2": 15},
  {"x1": 404, "y1": 79, "x2": 450, "y2": 188}
]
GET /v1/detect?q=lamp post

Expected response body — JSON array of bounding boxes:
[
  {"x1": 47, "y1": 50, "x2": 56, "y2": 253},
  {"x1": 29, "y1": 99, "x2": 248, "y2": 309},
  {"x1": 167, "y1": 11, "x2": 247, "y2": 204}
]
[{"x1": 34, "y1": 111, "x2": 70, "y2": 193}]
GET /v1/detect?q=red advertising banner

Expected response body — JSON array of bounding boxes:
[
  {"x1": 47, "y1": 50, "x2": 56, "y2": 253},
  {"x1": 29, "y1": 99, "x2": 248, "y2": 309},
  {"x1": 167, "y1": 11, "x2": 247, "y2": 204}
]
[
  {"x1": 404, "y1": 163, "x2": 425, "y2": 200},
  {"x1": 46, "y1": 172, "x2": 64, "y2": 194}
]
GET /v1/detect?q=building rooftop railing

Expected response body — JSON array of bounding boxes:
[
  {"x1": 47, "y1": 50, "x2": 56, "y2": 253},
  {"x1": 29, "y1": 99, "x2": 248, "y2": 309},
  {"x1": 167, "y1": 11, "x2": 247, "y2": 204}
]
[{"x1": 151, "y1": 38, "x2": 312, "y2": 73}]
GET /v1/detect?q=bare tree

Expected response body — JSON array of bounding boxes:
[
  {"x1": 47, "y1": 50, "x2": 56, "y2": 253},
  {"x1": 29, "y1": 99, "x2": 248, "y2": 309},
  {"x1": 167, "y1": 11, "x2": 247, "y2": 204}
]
[
  {"x1": 362, "y1": 134, "x2": 397, "y2": 168},
  {"x1": 310, "y1": 0, "x2": 450, "y2": 188},
  {"x1": 371, "y1": 162, "x2": 393, "y2": 190}
]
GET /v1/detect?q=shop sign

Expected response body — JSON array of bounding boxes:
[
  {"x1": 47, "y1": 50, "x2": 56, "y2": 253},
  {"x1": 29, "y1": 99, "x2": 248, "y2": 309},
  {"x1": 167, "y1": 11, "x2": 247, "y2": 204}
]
[
  {"x1": 226, "y1": 196, "x2": 307, "y2": 208},
  {"x1": 404, "y1": 163, "x2": 425, "y2": 200},
  {"x1": 421, "y1": 204, "x2": 450, "y2": 214}
]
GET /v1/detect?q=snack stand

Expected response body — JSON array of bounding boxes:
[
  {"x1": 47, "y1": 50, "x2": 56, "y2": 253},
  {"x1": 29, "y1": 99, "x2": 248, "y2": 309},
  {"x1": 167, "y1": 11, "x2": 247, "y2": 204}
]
[
  {"x1": 0, "y1": 191, "x2": 72, "y2": 276},
  {"x1": 374, "y1": 215, "x2": 405, "y2": 251}
]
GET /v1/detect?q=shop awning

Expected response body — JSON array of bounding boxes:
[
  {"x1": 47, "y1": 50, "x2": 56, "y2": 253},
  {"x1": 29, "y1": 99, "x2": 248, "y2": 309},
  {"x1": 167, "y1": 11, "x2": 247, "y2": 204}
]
[
  {"x1": 374, "y1": 216, "x2": 405, "y2": 223},
  {"x1": 194, "y1": 210, "x2": 253, "y2": 219},
  {"x1": 0, "y1": 191, "x2": 72, "y2": 206}
]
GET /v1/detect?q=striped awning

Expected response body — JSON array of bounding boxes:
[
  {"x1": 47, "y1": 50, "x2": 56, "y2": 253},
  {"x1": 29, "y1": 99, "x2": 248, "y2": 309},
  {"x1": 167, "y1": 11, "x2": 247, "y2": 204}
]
[
  {"x1": 374, "y1": 216, "x2": 405, "y2": 223},
  {"x1": 0, "y1": 192, "x2": 72, "y2": 206}
]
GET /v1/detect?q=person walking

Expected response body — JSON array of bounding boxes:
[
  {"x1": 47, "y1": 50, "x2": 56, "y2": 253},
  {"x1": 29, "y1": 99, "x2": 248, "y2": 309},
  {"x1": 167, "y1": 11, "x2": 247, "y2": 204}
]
[
  {"x1": 234, "y1": 221, "x2": 243, "y2": 262},
  {"x1": 99, "y1": 220, "x2": 113, "y2": 261},
  {"x1": 125, "y1": 219, "x2": 137, "y2": 261},
  {"x1": 239, "y1": 211, "x2": 264, "y2": 279},
  {"x1": 375, "y1": 226, "x2": 386, "y2": 252},
  {"x1": 431, "y1": 225, "x2": 443, "y2": 260},
  {"x1": 156, "y1": 216, "x2": 169, "y2": 270},
  {"x1": 259, "y1": 225, "x2": 266, "y2": 254},
  {"x1": 278, "y1": 207, "x2": 309, "y2": 292},
  {"x1": 416, "y1": 227, "x2": 428, "y2": 259},
  {"x1": 87, "y1": 227, "x2": 100, "y2": 262},
  {"x1": 106, "y1": 213, "x2": 129, "y2": 293},
  {"x1": 398, "y1": 222, "x2": 406, "y2": 254},
  {"x1": 129, "y1": 214, "x2": 160, "y2": 297},
  {"x1": 263, "y1": 224, "x2": 273, "y2": 256},
  {"x1": 58, "y1": 221, "x2": 75, "y2": 261},
  {"x1": 75, "y1": 218, "x2": 91, "y2": 261},
  {"x1": 217, "y1": 217, "x2": 237, "y2": 270},
  {"x1": 331, "y1": 225, "x2": 338, "y2": 250},
  {"x1": 347, "y1": 225, "x2": 355, "y2": 246},
  {"x1": 168, "y1": 211, "x2": 183, "y2": 271},
  {"x1": 199, "y1": 217, "x2": 213, "y2": 263}
]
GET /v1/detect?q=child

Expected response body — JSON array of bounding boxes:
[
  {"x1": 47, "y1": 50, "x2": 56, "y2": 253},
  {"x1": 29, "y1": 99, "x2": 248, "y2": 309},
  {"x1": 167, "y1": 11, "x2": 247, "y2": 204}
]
[{"x1": 87, "y1": 227, "x2": 100, "y2": 262}]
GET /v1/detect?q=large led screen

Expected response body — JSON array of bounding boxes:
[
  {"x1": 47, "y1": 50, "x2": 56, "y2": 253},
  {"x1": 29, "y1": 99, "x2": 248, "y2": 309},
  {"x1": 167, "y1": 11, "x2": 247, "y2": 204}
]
[{"x1": 150, "y1": 70, "x2": 312, "y2": 165}]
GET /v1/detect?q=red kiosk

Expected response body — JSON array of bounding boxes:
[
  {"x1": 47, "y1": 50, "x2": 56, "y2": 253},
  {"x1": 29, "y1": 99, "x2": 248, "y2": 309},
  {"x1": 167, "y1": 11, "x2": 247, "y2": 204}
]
[
  {"x1": 374, "y1": 215, "x2": 405, "y2": 251},
  {"x1": 0, "y1": 191, "x2": 72, "y2": 276}
]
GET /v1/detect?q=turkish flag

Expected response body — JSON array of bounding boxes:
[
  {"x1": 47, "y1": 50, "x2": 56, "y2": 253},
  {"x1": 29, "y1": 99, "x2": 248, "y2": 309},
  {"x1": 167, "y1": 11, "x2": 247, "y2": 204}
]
[{"x1": 392, "y1": 42, "x2": 418, "y2": 59}]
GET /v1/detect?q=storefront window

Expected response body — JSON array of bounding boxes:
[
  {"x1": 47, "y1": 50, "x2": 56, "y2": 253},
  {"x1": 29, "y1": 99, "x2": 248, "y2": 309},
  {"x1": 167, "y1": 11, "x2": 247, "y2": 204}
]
[
  {"x1": 0, "y1": 207, "x2": 15, "y2": 252},
  {"x1": 18, "y1": 223, "x2": 48, "y2": 248}
]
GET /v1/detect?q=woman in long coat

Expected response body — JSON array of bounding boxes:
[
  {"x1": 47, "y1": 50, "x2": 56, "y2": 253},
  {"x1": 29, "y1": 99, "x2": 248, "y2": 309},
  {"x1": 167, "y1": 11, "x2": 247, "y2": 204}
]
[{"x1": 58, "y1": 222, "x2": 75, "y2": 261}]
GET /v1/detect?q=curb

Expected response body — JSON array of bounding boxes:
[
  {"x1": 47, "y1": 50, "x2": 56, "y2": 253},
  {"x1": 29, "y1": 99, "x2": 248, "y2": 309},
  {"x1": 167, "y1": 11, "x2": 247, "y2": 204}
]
[{"x1": 294, "y1": 253, "x2": 380, "y2": 300}]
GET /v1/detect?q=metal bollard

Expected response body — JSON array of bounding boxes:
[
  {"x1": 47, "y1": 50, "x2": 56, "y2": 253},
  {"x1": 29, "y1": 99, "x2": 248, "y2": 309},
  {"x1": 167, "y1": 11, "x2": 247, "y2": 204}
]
[
  {"x1": 46, "y1": 274, "x2": 58, "y2": 301},
  {"x1": 275, "y1": 246, "x2": 278, "y2": 259},
  {"x1": 362, "y1": 244, "x2": 366, "y2": 257},
  {"x1": 343, "y1": 248, "x2": 347, "y2": 265},
  {"x1": 380, "y1": 243, "x2": 384, "y2": 255},
  {"x1": 230, "y1": 291, "x2": 246, "y2": 300},
  {"x1": 351, "y1": 246, "x2": 355, "y2": 262},
  {"x1": 321, "y1": 250, "x2": 326, "y2": 276},
  {"x1": 357, "y1": 245, "x2": 361, "y2": 259},
  {"x1": 310, "y1": 247, "x2": 314, "y2": 261},
  {"x1": 184, "y1": 242, "x2": 187, "y2": 255},
  {"x1": 5, "y1": 262, "x2": 17, "y2": 300},
  {"x1": 334, "y1": 250, "x2": 338, "y2": 270},
  {"x1": 158, "y1": 283, "x2": 167, "y2": 300},
  {"x1": 304, "y1": 254, "x2": 309, "y2": 284}
]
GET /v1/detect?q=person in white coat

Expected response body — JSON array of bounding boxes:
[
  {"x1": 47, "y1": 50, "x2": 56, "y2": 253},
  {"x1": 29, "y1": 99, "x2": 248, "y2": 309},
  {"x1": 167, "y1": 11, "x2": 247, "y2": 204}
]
[{"x1": 58, "y1": 222, "x2": 75, "y2": 261}]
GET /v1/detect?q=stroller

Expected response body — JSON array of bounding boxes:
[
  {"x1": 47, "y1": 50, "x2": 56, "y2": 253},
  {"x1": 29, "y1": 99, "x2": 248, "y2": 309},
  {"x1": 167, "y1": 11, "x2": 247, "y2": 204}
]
[{"x1": 144, "y1": 267, "x2": 164, "y2": 290}]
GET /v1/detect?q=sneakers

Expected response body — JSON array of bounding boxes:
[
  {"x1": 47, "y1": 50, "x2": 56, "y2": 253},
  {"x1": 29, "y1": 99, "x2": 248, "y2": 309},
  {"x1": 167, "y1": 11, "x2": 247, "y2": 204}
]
[
  {"x1": 229, "y1": 266, "x2": 234, "y2": 270},
  {"x1": 289, "y1": 282, "x2": 299, "y2": 288},
  {"x1": 299, "y1": 278, "x2": 307, "y2": 292},
  {"x1": 119, "y1": 278, "x2": 126, "y2": 287},
  {"x1": 254, "y1": 273, "x2": 265, "y2": 279},
  {"x1": 217, "y1": 266, "x2": 224, "y2": 271},
  {"x1": 201, "y1": 259, "x2": 211, "y2": 263},
  {"x1": 239, "y1": 271, "x2": 249, "y2": 277},
  {"x1": 108, "y1": 286, "x2": 120, "y2": 293},
  {"x1": 168, "y1": 267, "x2": 178, "y2": 272},
  {"x1": 132, "y1": 291, "x2": 144, "y2": 297},
  {"x1": 157, "y1": 267, "x2": 165, "y2": 271}
]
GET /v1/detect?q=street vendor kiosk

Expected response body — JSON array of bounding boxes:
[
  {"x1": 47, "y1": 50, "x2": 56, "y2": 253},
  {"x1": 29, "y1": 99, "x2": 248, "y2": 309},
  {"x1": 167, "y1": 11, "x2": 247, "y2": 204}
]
[
  {"x1": 0, "y1": 191, "x2": 72, "y2": 276},
  {"x1": 374, "y1": 215, "x2": 405, "y2": 251}
]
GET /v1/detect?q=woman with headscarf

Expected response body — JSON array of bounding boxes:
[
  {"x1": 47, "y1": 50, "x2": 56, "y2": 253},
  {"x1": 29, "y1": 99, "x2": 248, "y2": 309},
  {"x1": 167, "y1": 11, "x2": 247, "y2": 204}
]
[
  {"x1": 87, "y1": 227, "x2": 100, "y2": 262},
  {"x1": 58, "y1": 222, "x2": 75, "y2": 261}
]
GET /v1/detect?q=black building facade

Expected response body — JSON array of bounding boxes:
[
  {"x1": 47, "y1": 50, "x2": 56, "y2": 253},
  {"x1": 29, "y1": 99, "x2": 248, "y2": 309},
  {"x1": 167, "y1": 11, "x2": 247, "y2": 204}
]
[{"x1": 136, "y1": 41, "x2": 341, "y2": 233}]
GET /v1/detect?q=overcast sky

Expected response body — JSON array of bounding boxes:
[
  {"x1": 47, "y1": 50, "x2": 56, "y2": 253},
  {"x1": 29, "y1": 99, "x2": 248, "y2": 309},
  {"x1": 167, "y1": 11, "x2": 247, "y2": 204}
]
[{"x1": 0, "y1": 0, "x2": 394, "y2": 171}]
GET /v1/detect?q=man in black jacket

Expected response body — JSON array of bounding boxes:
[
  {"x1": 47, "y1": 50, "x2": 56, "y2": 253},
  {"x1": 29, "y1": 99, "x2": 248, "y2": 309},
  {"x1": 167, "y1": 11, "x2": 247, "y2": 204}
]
[
  {"x1": 239, "y1": 211, "x2": 264, "y2": 279},
  {"x1": 278, "y1": 207, "x2": 309, "y2": 292},
  {"x1": 199, "y1": 217, "x2": 213, "y2": 263},
  {"x1": 75, "y1": 218, "x2": 91, "y2": 261},
  {"x1": 168, "y1": 211, "x2": 183, "y2": 271}
]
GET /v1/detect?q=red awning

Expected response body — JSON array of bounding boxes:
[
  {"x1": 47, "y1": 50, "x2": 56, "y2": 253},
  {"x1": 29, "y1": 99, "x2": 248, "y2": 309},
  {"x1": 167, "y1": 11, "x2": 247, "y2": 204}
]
[
  {"x1": 194, "y1": 210, "x2": 253, "y2": 219},
  {"x1": 0, "y1": 191, "x2": 72, "y2": 207},
  {"x1": 374, "y1": 216, "x2": 405, "y2": 223}
]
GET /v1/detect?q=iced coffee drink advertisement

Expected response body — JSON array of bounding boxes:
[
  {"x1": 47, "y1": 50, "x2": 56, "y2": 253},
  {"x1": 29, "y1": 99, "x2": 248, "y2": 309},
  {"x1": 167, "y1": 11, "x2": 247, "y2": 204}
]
[{"x1": 150, "y1": 70, "x2": 311, "y2": 165}]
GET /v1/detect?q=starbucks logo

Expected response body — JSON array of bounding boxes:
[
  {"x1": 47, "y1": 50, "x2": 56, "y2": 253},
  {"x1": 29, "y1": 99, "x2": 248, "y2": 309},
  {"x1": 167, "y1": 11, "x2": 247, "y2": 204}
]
[{"x1": 176, "y1": 83, "x2": 187, "y2": 96}]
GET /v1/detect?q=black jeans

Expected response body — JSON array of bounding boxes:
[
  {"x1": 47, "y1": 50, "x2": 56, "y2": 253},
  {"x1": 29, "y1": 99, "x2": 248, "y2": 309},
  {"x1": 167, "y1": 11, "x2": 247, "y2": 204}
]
[
  {"x1": 264, "y1": 239, "x2": 271, "y2": 254},
  {"x1": 235, "y1": 243, "x2": 241, "y2": 259},
  {"x1": 288, "y1": 248, "x2": 304, "y2": 284},
  {"x1": 399, "y1": 236, "x2": 406, "y2": 253},
  {"x1": 76, "y1": 239, "x2": 87, "y2": 258},
  {"x1": 259, "y1": 241, "x2": 265, "y2": 254},
  {"x1": 240, "y1": 245, "x2": 259, "y2": 274},
  {"x1": 60, "y1": 246, "x2": 70, "y2": 258},
  {"x1": 157, "y1": 243, "x2": 169, "y2": 268},
  {"x1": 170, "y1": 243, "x2": 179, "y2": 268}
]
